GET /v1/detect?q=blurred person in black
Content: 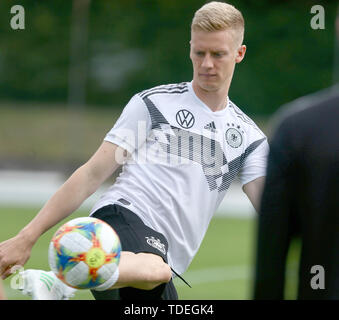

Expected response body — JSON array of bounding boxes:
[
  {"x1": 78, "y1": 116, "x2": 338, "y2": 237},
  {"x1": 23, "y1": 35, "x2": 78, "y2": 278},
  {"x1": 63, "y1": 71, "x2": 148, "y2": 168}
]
[{"x1": 253, "y1": 11, "x2": 339, "y2": 300}]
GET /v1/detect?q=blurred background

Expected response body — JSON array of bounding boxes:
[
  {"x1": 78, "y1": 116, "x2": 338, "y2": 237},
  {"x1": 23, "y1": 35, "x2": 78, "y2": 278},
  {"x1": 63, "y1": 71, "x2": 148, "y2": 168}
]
[{"x1": 0, "y1": 0, "x2": 337, "y2": 299}]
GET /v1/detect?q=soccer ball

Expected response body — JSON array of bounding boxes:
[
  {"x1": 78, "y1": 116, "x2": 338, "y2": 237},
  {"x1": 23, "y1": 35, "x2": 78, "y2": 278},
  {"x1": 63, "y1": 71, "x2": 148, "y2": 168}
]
[{"x1": 48, "y1": 217, "x2": 121, "y2": 289}]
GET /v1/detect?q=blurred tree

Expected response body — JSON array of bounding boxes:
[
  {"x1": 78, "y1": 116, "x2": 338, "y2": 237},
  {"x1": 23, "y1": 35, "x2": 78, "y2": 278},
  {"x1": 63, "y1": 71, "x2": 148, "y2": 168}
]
[{"x1": 0, "y1": 0, "x2": 336, "y2": 115}]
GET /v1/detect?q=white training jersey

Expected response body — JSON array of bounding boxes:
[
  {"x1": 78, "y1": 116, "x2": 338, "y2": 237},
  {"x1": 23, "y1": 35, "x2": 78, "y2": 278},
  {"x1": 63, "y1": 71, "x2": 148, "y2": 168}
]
[{"x1": 91, "y1": 81, "x2": 269, "y2": 275}]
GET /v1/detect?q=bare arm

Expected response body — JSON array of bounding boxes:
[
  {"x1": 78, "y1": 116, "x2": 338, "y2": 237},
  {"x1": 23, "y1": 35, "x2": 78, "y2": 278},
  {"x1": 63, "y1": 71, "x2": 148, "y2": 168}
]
[
  {"x1": 20, "y1": 141, "x2": 125, "y2": 242},
  {"x1": 242, "y1": 176, "x2": 266, "y2": 213},
  {"x1": 0, "y1": 141, "x2": 127, "y2": 278}
]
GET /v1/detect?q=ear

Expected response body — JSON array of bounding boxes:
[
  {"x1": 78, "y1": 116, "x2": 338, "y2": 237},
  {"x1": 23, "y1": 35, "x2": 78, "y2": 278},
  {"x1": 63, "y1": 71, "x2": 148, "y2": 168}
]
[
  {"x1": 189, "y1": 40, "x2": 193, "y2": 60},
  {"x1": 235, "y1": 45, "x2": 246, "y2": 63}
]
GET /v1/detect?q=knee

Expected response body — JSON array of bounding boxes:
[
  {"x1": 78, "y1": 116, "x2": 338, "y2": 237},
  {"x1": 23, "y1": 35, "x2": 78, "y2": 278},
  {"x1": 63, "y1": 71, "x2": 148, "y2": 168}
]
[
  {"x1": 118, "y1": 252, "x2": 173, "y2": 291},
  {"x1": 144, "y1": 258, "x2": 172, "y2": 290},
  {"x1": 155, "y1": 261, "x2": 172, "y2": 283}
]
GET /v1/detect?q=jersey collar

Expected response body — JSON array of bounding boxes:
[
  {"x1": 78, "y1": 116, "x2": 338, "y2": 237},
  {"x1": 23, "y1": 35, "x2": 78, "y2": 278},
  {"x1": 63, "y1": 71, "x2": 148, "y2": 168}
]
[{"x1": 188, "y1": 80, "x2": 229, "y2": 117}]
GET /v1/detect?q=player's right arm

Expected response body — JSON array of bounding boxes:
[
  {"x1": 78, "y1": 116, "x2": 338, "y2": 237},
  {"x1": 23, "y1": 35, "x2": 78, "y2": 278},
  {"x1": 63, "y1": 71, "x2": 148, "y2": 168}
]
[{"x1": 0, "y1": 141, "x2": 127, "y2": 279}]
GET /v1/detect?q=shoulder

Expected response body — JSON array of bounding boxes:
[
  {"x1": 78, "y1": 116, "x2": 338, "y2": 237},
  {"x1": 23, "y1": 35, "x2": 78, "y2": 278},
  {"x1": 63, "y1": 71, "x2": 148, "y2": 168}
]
[
  {"x1": 137, "y1": 82, "x2": 189, "y2": 100},
  {"x1": 272, "y1": 84, "x2": 339, "y2": 131},
  {"x1": 228, "y1": 99, "x2": 267, "y2": 139}
]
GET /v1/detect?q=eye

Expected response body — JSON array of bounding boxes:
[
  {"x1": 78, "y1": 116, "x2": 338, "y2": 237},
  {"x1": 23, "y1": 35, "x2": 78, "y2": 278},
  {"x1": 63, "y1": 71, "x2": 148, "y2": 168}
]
[
  {"x1": 195, "y1": 51, "x2": 205, "y2": 57},
  {"x1": 212, "y1": 52, "x2": 225, "y2": 58}
]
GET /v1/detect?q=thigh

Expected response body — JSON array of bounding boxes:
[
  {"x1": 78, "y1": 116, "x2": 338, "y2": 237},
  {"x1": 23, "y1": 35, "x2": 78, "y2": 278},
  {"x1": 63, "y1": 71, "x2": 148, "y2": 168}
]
[{"x1": 90, "y1": 204, "x2": 178, "y2": 300}]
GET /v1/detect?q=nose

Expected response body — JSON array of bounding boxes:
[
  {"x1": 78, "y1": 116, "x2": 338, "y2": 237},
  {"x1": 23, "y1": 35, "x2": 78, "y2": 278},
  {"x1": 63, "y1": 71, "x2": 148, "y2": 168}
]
[{"x1": 201, "y1": 53, "x2": 213, "y2": 69}]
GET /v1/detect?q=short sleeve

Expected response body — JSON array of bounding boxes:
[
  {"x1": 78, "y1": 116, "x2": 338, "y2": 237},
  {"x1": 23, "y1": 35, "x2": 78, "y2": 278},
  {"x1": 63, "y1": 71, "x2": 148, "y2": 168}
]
[
  {"x1": 238, "y1": 139, "x2": 269, "y2": 186},
  {"x1": 104, "y1": 94, "x2": 151, "y2": 154}
]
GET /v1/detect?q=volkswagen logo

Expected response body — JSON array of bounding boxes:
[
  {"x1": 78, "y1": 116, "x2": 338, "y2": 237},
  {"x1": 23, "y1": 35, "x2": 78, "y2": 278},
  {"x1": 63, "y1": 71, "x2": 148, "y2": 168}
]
[{"x1": 176, "y1": 109, "x2": 195, "y2": 129}]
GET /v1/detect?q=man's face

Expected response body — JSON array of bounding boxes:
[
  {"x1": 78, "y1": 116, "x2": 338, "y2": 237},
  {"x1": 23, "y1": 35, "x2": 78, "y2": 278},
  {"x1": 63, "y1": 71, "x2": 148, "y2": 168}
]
[{"x1": 190, "y1": 29, "x2": 246, "y2": 93}]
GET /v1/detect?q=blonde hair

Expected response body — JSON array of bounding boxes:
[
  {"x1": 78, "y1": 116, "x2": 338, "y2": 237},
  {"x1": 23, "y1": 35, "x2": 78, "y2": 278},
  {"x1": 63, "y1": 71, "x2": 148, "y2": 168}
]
[{"x1": 191, "y1": 1, "x2": 245, "y2": 46}]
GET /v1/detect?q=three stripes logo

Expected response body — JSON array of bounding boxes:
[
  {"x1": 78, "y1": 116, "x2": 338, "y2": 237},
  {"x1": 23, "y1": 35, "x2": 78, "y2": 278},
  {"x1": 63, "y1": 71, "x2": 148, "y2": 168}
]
[
  {"x1": 176, "y1": 109, "x2": 195, "y2": 129},
  {"x1": 39, "y1": 272, "x2": 55, "y2": 292},
  {"x1": 204, "y1": 121, "x2": 217, "y2": 133}
]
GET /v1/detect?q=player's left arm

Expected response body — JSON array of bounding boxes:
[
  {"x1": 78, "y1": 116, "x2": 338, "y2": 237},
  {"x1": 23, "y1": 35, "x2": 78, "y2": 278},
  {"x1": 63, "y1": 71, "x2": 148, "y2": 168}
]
[
  {"x1": 238, "y1": 135, "x2": 269, "y2": 213},
  {"x1": 242, "y1": 176, "x2": 265, "y2": 213}
]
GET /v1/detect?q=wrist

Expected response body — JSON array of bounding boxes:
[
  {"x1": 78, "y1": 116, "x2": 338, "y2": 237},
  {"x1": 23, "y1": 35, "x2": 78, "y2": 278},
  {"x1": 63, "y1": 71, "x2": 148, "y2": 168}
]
[{"x1": 18, "y1": 226, "x2": 40, "y2": 246}]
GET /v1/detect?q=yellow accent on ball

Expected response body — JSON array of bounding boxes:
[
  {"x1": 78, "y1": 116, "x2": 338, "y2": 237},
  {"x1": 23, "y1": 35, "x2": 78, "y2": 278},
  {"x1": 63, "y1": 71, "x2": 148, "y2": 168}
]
[{"x1": 86, "y1": 248, "x2": 105, "y2": 268}]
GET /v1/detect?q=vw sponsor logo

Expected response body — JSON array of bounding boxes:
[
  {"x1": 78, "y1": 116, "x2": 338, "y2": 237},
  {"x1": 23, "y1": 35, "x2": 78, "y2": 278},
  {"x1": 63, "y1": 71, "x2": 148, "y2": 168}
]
[{"x1": 176, "y1": 109, "x2": 195, "y2": 129}]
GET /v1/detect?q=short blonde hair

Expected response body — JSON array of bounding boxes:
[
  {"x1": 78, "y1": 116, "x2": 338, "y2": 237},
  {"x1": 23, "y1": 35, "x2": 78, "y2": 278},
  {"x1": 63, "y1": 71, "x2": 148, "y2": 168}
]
[{"x1": 191, "y1": 1, "x2": 245, "y2": 46}]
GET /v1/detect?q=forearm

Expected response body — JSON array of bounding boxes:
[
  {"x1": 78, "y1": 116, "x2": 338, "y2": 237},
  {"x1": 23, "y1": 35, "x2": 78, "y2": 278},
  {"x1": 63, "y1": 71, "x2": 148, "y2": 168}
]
[
  {"x1": 243, "y1": 176, "x2": 265, "y2": 213},
  {"x1": 19, "y1": 164, "x2": 101, "y2": 244}
]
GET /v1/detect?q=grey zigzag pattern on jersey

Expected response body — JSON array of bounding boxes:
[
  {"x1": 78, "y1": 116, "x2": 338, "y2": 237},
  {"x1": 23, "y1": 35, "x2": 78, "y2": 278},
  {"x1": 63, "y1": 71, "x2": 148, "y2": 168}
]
[
  {"x1": 216, "y1": 138, "x2": 265, "y2": 192},
  {"x1": 142, "y1": 95, "x2": 265, "y2": 192},
  {"x1": 139, "y1": 82, "x2": 188, "y2": 99},
  {"x1": 229, "y1": 101, "x2": 263, "y2": 134}
]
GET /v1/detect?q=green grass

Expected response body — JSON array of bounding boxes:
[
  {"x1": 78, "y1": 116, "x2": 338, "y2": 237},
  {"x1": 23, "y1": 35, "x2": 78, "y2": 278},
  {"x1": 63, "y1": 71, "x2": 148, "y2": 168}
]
[{"x1": 0, "y1": 207, "x2": 299, "y2": 300}]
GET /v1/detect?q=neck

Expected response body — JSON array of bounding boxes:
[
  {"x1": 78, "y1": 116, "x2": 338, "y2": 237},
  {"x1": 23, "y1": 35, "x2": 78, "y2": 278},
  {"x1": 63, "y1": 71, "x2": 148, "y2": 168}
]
[{"x1": 192, "y1": 81, "x2": 229, "y2": 112}]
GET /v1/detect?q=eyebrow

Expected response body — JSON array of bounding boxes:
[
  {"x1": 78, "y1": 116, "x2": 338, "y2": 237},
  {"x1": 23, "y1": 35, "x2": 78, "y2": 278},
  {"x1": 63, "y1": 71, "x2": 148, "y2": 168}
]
[
  {"x1": 194, "y1": 49, "x2": 228, "y2": 54},
  {"x1": 191, "y1": 44, "x2": 229, "y2": 51}
]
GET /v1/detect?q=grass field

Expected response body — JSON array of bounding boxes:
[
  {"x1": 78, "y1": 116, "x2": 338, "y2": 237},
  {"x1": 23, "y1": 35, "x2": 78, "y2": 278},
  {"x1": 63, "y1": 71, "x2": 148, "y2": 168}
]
[{"x1": 0, "y1": 207, "x2": 299, "y2": 300}]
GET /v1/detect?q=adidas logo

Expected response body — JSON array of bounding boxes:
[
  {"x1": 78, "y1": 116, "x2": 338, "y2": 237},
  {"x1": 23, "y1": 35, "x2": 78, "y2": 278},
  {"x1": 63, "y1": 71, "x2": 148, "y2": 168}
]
[
  {"x1": 39, "y1": 272, "x2": 55, "y2": 292},
  {"x1": 204, "y1": 121, "x2": 217, "y2": 132}
]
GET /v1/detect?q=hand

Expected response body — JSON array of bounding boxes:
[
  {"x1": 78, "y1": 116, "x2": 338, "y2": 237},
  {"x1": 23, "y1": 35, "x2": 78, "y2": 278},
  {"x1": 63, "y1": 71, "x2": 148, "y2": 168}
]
[{"x1": 0, "y1": 234, "x2": 33, "y2": 279}]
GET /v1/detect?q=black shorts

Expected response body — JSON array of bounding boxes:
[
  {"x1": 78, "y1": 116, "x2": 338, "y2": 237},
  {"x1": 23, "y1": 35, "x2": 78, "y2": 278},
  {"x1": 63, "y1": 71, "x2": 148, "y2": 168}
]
[{"x1": 90, "y1": 204, "x2": 178, "y2": 300}]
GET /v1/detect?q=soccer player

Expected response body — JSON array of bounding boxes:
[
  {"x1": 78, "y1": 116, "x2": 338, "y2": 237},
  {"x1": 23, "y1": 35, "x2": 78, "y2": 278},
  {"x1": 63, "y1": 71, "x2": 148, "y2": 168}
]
[{"x1": 0, "y1": 2, "x2": 269, "y2": 300}]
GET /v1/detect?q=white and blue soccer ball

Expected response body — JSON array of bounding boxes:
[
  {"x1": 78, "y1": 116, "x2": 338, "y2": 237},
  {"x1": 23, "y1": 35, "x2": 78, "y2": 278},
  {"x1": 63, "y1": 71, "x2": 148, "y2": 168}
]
[{"x1": 48, "y1": 217, "x2": 121, "y2": 289}]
